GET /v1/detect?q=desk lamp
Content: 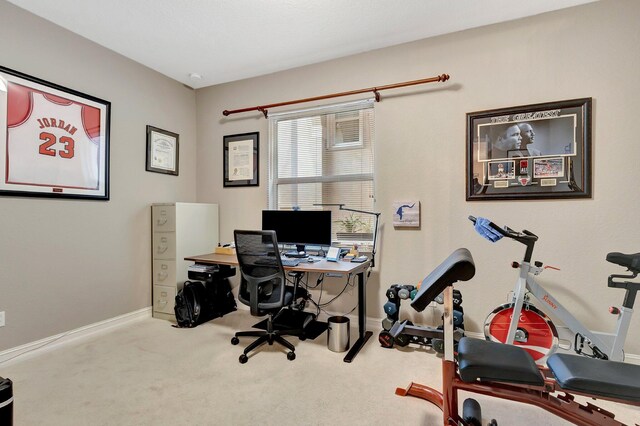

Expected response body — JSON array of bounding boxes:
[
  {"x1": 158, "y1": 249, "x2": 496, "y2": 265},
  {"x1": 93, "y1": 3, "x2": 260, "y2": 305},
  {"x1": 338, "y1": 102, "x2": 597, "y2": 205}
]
[{"x1": 314, "y1": 203, "x2": 381, "y2": 268}]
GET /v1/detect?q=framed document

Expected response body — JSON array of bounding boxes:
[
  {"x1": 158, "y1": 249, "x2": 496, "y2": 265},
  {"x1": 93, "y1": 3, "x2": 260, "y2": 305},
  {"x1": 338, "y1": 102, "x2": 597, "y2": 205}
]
[
  {"x1": 466, "y1": 98, "x2": 592, "y2": 201},
  {"x1": 223, "y1": 132, "x2": 259, "y2": 187},
  {"x1": 0, "y1": 65, "x2": 110, "y2": 200},
  {"x1": 146, "y1": 125, "x2": 179, "y2": 176}
]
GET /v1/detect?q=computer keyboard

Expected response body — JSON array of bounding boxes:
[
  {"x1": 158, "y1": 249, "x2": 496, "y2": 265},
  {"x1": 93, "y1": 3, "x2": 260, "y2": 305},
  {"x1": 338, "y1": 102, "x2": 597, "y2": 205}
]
[
  {"x1": 281, "y1": 259, "x2": 301, "y2": 267},
  {"x1": 254, "y1": 258, "x2": 300, "y2": 267}
]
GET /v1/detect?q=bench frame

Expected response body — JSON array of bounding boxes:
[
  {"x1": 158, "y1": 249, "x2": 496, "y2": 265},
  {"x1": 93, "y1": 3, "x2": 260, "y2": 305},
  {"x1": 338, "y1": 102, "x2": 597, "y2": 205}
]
[{"x1": 396, "y1": 287, "x2": 640, "y2": 426}]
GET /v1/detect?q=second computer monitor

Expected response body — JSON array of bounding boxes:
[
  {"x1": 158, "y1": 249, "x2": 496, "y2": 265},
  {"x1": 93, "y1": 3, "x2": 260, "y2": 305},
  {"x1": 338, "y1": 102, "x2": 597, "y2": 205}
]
[{"x1": 262, "y1": 210, "x2": 332, "y2": 257}]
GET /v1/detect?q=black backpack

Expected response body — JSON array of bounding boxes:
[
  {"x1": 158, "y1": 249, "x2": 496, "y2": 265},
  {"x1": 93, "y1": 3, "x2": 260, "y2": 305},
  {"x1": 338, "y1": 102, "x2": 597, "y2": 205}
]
[{"x1": 174, "y1": 280, "x2": 236, "y2": 328}]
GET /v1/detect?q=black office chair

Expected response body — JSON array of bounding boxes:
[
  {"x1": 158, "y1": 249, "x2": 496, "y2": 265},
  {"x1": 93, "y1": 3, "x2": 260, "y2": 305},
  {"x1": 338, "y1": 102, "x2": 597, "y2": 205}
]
[{"x1": 231, "y1": 230, "x2": 301, "y2": 363}]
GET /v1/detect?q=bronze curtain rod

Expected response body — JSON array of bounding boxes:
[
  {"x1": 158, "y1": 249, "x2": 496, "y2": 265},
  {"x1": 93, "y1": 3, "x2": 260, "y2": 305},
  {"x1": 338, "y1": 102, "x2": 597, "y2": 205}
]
[{"x1": 222, "y1": 73, "x2": 450, "y2": 118}]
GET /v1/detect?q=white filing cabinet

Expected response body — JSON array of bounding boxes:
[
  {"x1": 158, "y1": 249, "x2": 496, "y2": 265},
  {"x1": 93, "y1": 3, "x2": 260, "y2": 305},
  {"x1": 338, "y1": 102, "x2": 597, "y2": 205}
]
[{"x1": 151, "y1": 202, "x2": 219, "y2": 320}]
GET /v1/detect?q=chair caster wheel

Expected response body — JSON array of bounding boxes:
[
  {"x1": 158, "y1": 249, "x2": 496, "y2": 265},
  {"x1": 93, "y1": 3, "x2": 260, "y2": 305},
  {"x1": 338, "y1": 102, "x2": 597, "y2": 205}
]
[
  {"x1": 239, "y1": 354, "x2": 248, "y2": 364},
  {"x1": 300, "y1": 335, "x2": 307, "y2": 341},
  {"x1": 231, "y1": 336, "x2": 239, "y2": 345},
  {"x1": 287, "y1": 351, "x2": 296, "y2": 361}
]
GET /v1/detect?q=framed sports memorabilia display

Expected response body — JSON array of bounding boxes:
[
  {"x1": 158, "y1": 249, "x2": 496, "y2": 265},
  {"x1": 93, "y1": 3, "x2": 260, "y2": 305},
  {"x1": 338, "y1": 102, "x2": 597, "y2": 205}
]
[
  {"x1": 0, "y1": 66, "x2": 110, "y2": 200},
  {"x1": 223, "y1": 132, "x2": 259, "y2": 187},
  {"x1": 146, "y1": 125, "x2": 179, "y2": 176},
  {"x1": 466, "y1": 98, "x2": 592, "y2": 201}
]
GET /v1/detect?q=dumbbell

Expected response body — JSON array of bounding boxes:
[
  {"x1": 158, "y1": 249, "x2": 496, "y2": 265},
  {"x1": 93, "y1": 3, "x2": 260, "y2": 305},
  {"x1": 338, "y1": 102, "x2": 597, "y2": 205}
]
[
  {"x1": 452, "y1": 290, "x2": 463, "y2": 307},
  {"x1": 381, "y1": 316, "x2": 395, "y2": 331},
  {"x1": 453, "y1": 310, "x2": 464, "y2": 327},
  {"x1": 397, "y1": 285, "x2": 415, "y2": 300},
  {"x1": 394, "y1": 333, "x2": 410, "y2": 347},
  {"x1": 434, "y1": 289, "x2": 463, "y2": 305},
  {"x1": 393, "y1": 320, "x2": 413, "y2": 347},
  {"x1": 386, "y1": 285, "x2": 400, "y2": 301},
  {"x1": 439, "y1": 310, "x2": 464, "y2": 327},
  {"x1": 384, "y1": 300, "x2": 400, "y2": 317},
  {"x1": 378, "y1": 330, "x2": 394, "y2": 348},
  {"x1": 410, "y1": 288, "x2": 418, "y2": 300}
]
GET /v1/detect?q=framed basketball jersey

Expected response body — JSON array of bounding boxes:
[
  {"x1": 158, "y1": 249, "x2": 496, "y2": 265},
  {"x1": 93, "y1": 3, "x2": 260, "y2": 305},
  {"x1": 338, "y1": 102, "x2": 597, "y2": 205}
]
[{"x1": 0, "y1": 65, "x2": 110, "y2": 200}]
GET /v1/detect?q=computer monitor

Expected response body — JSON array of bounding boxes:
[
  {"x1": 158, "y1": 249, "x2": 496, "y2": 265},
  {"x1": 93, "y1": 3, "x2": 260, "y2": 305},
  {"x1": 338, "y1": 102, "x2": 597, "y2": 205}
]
[{"x1": 262, "y1": 210, "x2": 332, "y2": 257}]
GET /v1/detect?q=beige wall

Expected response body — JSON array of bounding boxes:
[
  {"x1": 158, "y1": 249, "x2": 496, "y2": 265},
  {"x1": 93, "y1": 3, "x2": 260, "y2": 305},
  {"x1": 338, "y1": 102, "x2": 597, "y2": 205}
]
[
  {"x1": 1, "y1": 0, "x2": 638, "y2": 356},
  {"x1": 0, "y1": 2, "x2": 197, "y2": 350},
  {"x1": 197, "y1": 0, "x2": 640, "y2": 354}
]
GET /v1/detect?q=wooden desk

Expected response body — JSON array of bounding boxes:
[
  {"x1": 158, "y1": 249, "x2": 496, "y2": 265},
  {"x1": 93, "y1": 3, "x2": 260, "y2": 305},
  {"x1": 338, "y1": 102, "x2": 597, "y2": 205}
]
[{"x1": 184, "y1": 252, "x2": 373, "y2": 363}]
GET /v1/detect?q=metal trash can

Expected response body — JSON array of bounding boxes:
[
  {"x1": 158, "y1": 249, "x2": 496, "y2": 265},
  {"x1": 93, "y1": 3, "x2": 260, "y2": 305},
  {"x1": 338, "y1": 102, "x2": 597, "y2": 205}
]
[
  {"x1": 0, "y1": 377, "x2": 13, "y2": 426},
  {"x1": 327, "y1": 316, "x2": 350, "y2": 352}
]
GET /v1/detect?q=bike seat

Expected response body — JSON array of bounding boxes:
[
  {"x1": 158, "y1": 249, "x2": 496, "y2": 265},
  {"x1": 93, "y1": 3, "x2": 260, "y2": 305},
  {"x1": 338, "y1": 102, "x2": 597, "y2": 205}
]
[
  {"x1": 457, "y1": 337, "x2": 544, "y2": 386},
  {"x1": 547, "y1": 353, "x2": 640, "y2": 402},
  {"x1": 606, "y1": 252, "x2": 640, "y2": 273}
]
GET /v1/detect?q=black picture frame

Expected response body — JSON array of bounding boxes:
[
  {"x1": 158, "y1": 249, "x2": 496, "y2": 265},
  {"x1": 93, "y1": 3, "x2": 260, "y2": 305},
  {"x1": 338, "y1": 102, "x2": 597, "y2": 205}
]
[
  {"x1": 223, "y1": 132, "x2": 259, "y2": 187},
  {"x1": 0, "y1": 65, "x2": 110, "y2": 200},
  {"x1": 146, "y1": 125, "x2": 179, "y2": 176},
  {"x1": 466, "y1": 98, "x2": 592, "y2": 201}
]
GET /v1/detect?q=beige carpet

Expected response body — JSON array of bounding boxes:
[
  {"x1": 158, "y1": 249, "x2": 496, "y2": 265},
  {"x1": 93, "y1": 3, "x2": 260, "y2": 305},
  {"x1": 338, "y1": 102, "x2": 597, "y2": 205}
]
[{"x1": 1, "y1": 312, "x2": 638, "y2": 425}]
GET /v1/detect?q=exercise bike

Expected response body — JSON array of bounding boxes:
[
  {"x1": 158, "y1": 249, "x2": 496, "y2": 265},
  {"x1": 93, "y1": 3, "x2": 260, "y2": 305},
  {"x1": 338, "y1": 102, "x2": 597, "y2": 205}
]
[
  {"x1": 470, "y1": 216, "x2": 638, "y2": 362},
  {"x1": 395, "y1": 248, "x2": 640, "y2": 425}
]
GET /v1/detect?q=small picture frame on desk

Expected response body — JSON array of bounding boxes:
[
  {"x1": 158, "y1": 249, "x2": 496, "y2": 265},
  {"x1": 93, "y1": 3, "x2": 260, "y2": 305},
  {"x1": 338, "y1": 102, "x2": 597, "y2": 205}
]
[
  {"x1": 326, "y1": 246, "x2": 340, "y2": 262},
  {"x1": 223, "y1": 132, "x2": 259, "y2": 187}
]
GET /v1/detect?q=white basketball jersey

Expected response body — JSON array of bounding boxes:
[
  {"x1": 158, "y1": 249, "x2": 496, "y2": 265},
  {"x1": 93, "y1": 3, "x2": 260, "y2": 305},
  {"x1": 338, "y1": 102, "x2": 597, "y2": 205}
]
[{"x1": 7, "y1": 92, "x2": 100, "y2": 189}]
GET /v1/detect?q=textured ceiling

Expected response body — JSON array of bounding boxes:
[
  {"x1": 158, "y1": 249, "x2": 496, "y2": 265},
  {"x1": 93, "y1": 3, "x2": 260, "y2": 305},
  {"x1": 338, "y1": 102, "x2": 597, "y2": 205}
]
[{"x1": 7, "y1": 0, "x2": 596, "y2": 89}]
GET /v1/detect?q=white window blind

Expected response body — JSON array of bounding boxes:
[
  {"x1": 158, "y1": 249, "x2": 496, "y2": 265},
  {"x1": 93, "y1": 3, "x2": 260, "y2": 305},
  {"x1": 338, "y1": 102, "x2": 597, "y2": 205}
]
[{"x1": 268, "y1": 100, "x2": 375, "y2": 245}]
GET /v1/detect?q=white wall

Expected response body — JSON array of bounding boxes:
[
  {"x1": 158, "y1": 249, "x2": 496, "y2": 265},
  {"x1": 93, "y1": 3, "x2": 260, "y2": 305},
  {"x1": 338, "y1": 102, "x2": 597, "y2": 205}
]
[
  {"x1": 0, "y1": 1, "x2": 197, "y2": 351},
  {"x1": 196, "y1": 0, "x2": 640, "y2": 353}
]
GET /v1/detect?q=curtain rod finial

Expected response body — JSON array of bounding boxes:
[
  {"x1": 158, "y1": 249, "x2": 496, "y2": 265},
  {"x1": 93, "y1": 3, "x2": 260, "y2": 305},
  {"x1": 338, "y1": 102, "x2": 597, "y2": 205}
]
[
  {"x1": 439, "y1": 74, "x2": 450, "y2": 82},
  {"x1": 223, "y1": 110, "x2": 230, "y2": 116}
]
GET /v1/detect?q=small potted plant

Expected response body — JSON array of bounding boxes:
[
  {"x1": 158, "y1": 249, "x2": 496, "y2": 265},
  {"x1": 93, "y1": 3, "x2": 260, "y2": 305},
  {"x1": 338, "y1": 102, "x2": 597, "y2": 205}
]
[{"x1": 335, "y1": 213, "x2": 373, "y2": 241}]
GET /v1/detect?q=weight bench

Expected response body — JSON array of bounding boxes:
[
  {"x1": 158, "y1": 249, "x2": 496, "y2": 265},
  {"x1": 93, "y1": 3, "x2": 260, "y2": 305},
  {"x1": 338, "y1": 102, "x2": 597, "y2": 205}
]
[{"x1": 395, "y1": 248, "x2": 640, "y2": 425}]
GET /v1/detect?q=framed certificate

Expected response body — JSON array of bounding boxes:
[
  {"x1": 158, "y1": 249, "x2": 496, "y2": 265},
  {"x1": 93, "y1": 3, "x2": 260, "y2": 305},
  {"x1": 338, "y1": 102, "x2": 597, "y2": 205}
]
[
  {"x1": 146, "y1": 125, "x2": 179, "y2": 176},
  {"x1": 223, "y1": 132, "x2": 259, "y2": 187},
  {"x1": 0, "y1": 65, "x2": 110, "y2": 200}
]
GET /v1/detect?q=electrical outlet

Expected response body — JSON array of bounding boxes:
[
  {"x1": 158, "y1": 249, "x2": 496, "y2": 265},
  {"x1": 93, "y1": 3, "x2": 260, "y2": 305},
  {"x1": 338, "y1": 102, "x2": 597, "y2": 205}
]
[{"x1": 0, "y1": 311, "x2": 4, "y2": 327}]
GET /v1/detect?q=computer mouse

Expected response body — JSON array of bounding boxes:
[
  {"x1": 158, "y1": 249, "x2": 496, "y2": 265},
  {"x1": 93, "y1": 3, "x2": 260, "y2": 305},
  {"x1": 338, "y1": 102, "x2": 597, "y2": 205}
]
[
  {"x1": 298, "y1": 251, "x2": 305, "y2": 255},
  {"x1": 307, "y1": 257, "x2": 314, "y2": 262}
]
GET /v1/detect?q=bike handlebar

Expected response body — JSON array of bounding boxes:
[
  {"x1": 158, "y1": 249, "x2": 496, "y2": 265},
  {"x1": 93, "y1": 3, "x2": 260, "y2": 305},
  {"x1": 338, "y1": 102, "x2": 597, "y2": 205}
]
[{"x1": 468, "y1": 215, "x2": 538, "y2": 242}]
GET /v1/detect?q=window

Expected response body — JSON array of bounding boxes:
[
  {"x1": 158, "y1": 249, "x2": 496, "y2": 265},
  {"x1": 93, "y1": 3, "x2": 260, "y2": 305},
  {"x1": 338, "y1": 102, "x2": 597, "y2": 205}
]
[
  {"x1": 268, "y1": 99, "x2": 375, "y2": 245},
  {"x1": 327, "y1": 110, "x2": 363, "y2": 149}
]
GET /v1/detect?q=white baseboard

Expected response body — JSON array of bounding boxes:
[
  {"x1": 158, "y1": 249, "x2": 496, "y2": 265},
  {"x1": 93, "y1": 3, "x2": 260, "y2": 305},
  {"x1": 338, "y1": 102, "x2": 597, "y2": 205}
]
[{"x1": 0, "y1": 307, "x2": 152, "y2": 366}]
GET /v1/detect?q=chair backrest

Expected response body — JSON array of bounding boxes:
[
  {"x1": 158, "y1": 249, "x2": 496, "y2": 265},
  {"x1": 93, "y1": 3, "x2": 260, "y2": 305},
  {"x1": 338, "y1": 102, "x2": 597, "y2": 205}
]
[{"x1": 234, "y1": 230, "x2": 287, "y2": 316}]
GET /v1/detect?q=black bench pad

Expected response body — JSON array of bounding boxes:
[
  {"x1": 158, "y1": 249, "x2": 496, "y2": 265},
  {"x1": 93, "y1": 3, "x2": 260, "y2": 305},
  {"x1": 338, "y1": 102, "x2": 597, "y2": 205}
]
[
  {"x1": 458, "y1": 337, "x2": 544, "y2": 386},
  {"x1": 547, "y1": 353, "x2": 640, "y2": 402},
  {"x1": 410, "y1": 248, "x2": 475, "y2": 312}
]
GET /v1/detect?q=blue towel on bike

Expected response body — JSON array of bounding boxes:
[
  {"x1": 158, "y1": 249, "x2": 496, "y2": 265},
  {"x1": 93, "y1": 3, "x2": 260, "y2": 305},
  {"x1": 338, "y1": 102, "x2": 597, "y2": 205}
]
[{"x1": 475, "y1": 217, "x2": 503, "y2": 242}]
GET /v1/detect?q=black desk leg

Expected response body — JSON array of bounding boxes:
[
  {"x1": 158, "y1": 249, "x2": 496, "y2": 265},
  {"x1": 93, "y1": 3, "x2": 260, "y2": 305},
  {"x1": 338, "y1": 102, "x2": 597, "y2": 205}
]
[{"x1": 343, "y1": 270, "x2": 372, "y2": 362}]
